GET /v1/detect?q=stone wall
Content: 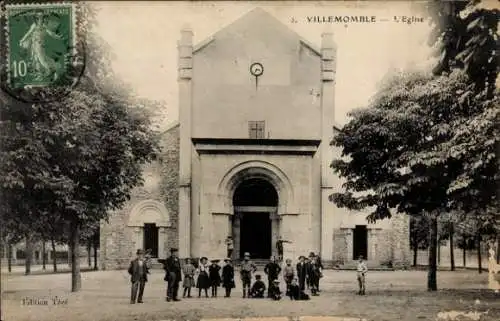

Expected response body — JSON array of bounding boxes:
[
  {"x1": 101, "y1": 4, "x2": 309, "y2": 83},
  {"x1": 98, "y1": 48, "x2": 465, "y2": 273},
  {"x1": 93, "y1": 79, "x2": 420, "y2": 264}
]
[
  {"x1": 330, "y1": 221, "x2": 408, "y2": 268},
  {"x1": 159, "y1": 125, "x2": 180, "y2": 252},
  {"x1": 391, "y1": 214, "x2": 411, "y2": 268},
  {"x1": 332, "y1": 228, "x2": 348, "y2": 265},
  {"x1": 100, "y1": 125, "x2": 180, "y2": 270}
]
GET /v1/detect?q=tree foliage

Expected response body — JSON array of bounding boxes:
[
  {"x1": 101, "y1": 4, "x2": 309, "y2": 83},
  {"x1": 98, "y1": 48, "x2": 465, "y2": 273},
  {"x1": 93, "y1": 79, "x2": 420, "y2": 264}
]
[
  {"x1": 0, "y1": 2, "x2": 161, "y2": 290},
  {"x1": 427, "y1": 0, "x2": 499, "y2": 97}
]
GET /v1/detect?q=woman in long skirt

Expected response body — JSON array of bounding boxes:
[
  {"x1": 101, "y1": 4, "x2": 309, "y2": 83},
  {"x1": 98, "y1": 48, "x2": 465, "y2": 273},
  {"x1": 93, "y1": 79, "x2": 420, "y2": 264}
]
[
  {"x1": 182, "y1": 258, "x2": 196, "y2": 298},
  {"x1": 196, "y1": 257, "x2": 210, "y2": 298}
]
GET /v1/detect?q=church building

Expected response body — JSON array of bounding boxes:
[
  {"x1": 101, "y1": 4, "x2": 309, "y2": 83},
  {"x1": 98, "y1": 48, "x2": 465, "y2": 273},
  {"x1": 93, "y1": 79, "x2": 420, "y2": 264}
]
[{"x1": 99, "y1": 8, "x2": 410, "y2": 270}]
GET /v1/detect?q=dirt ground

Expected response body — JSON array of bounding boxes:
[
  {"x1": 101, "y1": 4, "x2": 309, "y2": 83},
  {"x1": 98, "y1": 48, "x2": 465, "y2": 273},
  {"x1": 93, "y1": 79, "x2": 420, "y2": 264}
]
[{"x1": 1, "y1": 269, "x2": 499, "y2": 321}]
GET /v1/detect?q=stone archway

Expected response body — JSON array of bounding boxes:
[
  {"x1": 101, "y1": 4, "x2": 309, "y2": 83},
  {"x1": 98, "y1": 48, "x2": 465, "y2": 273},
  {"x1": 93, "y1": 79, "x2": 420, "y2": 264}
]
[
  {"x1": 215, "y1": 160, "x2": 296, "y2": 216},
  {"x1": 214, "y1": 160, "x2": 297, "y2": 260},
  {"x1": 127, "y1": 200, "x2": 171, "y2": 258}
]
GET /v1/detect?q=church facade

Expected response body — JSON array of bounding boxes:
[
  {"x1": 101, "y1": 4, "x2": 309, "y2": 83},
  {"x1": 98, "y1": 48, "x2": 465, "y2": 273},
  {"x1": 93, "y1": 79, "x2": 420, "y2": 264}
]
[{"x1": 100, "y1": 8, "x2": 410, "y2": 270}]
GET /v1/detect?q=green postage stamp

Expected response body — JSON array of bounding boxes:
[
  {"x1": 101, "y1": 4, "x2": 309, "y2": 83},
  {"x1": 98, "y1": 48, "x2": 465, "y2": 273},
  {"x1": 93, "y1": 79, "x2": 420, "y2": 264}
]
[{"x1": 5, "y1": 2, "x2": 75, "y2": 89}]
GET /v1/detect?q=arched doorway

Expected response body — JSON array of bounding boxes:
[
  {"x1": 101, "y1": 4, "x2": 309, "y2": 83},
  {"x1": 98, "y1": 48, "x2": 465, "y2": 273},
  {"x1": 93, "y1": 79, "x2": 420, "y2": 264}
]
[{"x1": 233, "y1": 178, "x2": 278, "y2": 259}]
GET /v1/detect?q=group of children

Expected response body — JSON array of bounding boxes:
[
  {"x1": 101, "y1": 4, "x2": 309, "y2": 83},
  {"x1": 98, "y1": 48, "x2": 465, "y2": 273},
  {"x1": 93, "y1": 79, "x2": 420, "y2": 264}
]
[
  {"x1": 178, "y1": 251, "x2": 352, "y2": 301},
  {"x1": 180, "y1": 256, "x2": 235, "y2": 298}
]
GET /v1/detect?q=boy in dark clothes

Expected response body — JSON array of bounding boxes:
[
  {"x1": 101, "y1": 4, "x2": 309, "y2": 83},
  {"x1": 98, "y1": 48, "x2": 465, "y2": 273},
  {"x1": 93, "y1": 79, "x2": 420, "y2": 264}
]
[
  {"x1": 296, "y1": 255, "x2": 309, "y2": 292},
  {"x1": 222, "y1": 258, "x2": 235, "y2": 298},
  {"x1": 268, "y1": 280, "x2": 282, "y2": 300},
  {"x1": 249, "y1": 274, "x2": 266, "y2": 298},
  {"x1": 288, "y1": 278, "x2": 310, "y2": 301},
  {"x1": 209, "y1": 259, "x2": 221, "y2": 297}
]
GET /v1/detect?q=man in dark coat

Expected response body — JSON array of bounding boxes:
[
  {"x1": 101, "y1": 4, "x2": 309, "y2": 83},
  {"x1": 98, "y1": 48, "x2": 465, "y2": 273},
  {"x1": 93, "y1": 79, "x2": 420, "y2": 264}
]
[
  {"x1": 264, "y1": 256, "x2": 281, "y2": 297},
  {"x1": 164, "y1": 248, "x2": 182, "y2": 302},
  {"x1": 296, "y1": 255, "x2": 309, "y2": 291},
  {"x1": 128, "y1": 249, "x2": 150, "y2": 304},
  {"x1": 276, "y1": 237, "x2": 291, "y2": 262}
]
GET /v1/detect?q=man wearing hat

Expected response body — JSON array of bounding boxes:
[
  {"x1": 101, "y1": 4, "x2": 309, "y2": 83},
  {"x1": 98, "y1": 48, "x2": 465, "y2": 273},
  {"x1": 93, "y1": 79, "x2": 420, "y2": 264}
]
[
  {"x1": 164, "y1": 248, "x2": 182, "y2": 301},
  {"x1": 276, "y1": 237, "x2": 291, "y2": 262},
  {"x1": 128, "y1": 249, "x2": 150, "y2": 304},
  {"x1": 264, "y1": 256, "x2": 281, "y2": 297},
  {"x1": 296, "y1": 255, "x2": 308, "y2": 292},
  {"x1": 240, "y1": 252, "x2": 257, "y2": 298}
]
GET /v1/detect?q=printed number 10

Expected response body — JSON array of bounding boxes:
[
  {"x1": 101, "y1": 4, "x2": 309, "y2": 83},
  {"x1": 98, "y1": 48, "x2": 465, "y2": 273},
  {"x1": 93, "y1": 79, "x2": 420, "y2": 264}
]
[{"x1": 12, "y1": 60, "x2": 27, "y2": 78}]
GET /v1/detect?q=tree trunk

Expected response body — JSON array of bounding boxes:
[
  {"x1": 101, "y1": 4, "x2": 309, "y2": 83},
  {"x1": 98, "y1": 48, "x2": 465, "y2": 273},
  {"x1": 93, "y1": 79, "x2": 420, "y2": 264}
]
[
  {"x1": 463, "y1": 246, "x2": 466, "y2": 268},
  {"x1": 427, "y1": 215, "x2": 438, "y2": 291},
  {"x1": 25, "y1": 235, "x2": 33, "y2": 275},
  {"x1": 68, "y1": 245, "x2": 72, "y2": 267},
  {"x1": 497, "y1": 236, "x2": 500, "y2": 264},
  {"x1": 449, "y1": 222, "x2": 455, "y2": 271},
  {"x1": 70, "y1": 220, "x2": 81, "y2": 292},
  {"x1": 7, "y1": 242, "x2": 12, "y2": 273},
  {"x1": 51, "y1": 238, "x2": 57, "y2": 272},
  {"x1": 437, "y1": 238, "x2": 441, "y2": 266},
  {"x1": 477, "y1": 234, "x2": 482, "y2": 274},
  {"x1": 93, "y1": 233, "x2": 98, "y2": 270},
  {"x1": 87, "y1": 240, "x2": 91, "y2": 267},
  {"x1": 42, "y1": 240, "x2": 46, "y2": 271},
  {"x1": 413, "y1": 244, "x2": 418, "y2": 267}
]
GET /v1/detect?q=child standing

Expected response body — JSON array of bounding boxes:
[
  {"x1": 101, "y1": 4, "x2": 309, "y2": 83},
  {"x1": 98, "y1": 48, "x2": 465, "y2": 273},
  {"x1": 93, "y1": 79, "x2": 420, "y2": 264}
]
[
  {"x1": 209, "y1": 259, "x2": 221, "y2": 297},
  {"x1": 182, "y1": 258, "x2": 195, "y2": 298},
  {"x1": 196, "y1": 257, "x2": 210, "y2": 298},
  {"x1": 283, "y1": 259, "x2": 294, "y2": 296},
  {"x1": 222, "y1": 258, "x2": 235, "y2": 298},
  {"x1": 240, "y1": 252, "x2": 257, "y2": 298},
  {"x1": 356, "y1": 255, "x2": 368, "y2": 295}
]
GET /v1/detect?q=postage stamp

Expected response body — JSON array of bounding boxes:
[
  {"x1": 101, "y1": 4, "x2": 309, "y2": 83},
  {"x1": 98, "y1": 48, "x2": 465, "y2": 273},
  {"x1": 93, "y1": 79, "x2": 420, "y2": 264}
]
[{"x1": 5, "y1": 2, "x2": 76, "y2": 89}]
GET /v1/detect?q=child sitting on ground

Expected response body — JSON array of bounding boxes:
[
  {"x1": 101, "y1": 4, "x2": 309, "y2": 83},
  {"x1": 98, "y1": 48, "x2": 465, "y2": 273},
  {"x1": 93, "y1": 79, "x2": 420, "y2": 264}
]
[
  {"x1": 268, "y1": 280, "x2": 282, "y2": 300},
  {"x1": 288, "y1": 278, "x2": 310, "y2": 301},
  {"x1": 249, "y1": 274, "x2": 266, "y2": 298}
]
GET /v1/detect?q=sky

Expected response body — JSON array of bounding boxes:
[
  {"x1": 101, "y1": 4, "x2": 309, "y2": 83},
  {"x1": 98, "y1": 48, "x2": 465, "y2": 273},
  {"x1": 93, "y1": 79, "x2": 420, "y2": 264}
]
[{"x1": 93, "y1": 1, "x2": 435, "y2": 131}]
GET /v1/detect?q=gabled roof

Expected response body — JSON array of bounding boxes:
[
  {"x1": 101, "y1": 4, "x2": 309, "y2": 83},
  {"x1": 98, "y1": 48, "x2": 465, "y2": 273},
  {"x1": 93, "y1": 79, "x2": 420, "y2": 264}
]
[
  {"x1": 160, "y1": 121, "x2": 180, "y2": 136},
  {"x1": 193, "y1": 7, "x2": 321, "y2": 56}
]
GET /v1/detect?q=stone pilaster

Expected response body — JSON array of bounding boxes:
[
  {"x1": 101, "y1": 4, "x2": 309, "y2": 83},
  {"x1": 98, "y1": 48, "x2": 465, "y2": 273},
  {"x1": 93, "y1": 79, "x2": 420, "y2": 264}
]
[
  {"x1": 271, "y1": 213, "x2": 280, "y2": 258},
  {"x1": 178, "y1": 26, "x2": 193, "y2": 258},
  {"x1": 320, "y1": 31, "x2": 337, "y2": 261},
  {"x1": 158, "y1": 227, "x2": 166, "y2": 258},
  {"x1": 233, "y1": 213, "x2": 241, "y2": 259},
  {"x1": 345, "y1": 228, "x2": 353, "y2": 261}
]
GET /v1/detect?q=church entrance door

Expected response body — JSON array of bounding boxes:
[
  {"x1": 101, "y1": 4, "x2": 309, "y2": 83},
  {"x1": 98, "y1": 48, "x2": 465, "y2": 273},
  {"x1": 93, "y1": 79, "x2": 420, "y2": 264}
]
[
  {"x1": 240, "y1": 212, "x2": 271, "y2": 259},
  {"x1": 233, "y1": 177, "x2": 278, "y2": 260},
  {"x1": 143, "y1": 223, "x2": 159, "y2": 258},
  {"x1": 353, "y1": 225, "x2": 368, "y2": 260}
]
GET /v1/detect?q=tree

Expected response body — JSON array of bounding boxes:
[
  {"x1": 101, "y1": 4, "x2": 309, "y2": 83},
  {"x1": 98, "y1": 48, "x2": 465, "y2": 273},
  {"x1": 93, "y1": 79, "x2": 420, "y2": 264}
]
[
  {"x1": 0, "y1": 3, "x2": 161, "y2": 292},
  {"x1": 330, "y1": 70, "x2": 474, "y2": 291},
  {"x1": 427, "y1": 0, "x2": 499, "y2": 220},
  {"x1": 410, "y1": 216, "x2": 430, "y2": 266},
  {"x1": 436, "y1": 211, "x2": 460, "y2": 271}
]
